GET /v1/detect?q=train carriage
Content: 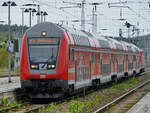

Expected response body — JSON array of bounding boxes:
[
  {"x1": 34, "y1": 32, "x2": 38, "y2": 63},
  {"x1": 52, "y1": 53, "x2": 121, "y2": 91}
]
[{"x1": 20, "y1": 22, "x2": 145, "y2": 98}]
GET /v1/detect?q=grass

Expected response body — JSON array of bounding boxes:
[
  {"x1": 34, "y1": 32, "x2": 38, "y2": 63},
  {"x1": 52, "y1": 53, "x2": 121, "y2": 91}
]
[
  {"x1": 1, "y1": 98, "x2": 9, "y2": 106},
  {"x1": 47, "y1": 103, "x2": 57, "y2": 113},
  {"x1": 0, "y1": 68, "x2": 19, "y2": 76},
  {"x1": 41, "y1": 76, "x2": 143, "y2": 113},
  {"x1": 68, "y1": 100, "x2": 86, "y2": 113},
  {"x1": 0, "y1": 97, "x2": 21, "y2": 107},
  {"x1": 112, "y1": 77, "x2": 139, "y2": 91},
  {"x1": 0, "y1": 97, "x2": 31, "y2": 112},
  {"x1": 67, "y1": 95, "x2": 108, "y2": 113},
  {"x1": 143, "y1": 88, "x2": 150, "y2": 92}
]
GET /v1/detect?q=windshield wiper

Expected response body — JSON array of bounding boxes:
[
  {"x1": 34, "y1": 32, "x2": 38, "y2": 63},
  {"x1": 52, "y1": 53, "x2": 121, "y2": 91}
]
[{"x1": 42, "y1": 48, "x2": 55, "y2": 68}]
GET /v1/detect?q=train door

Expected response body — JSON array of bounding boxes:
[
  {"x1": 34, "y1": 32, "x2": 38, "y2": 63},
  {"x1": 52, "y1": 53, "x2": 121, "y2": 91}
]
[
  {"x1": 124, "y1": 55, "x2": 127, "y2": 71},
  {"x1": 89, "y1": 54, "x2": 92, "y2": 79},
  {"x1": 126, "y1": 55, "x2": 128, "y2": 71},
  {"x1": 136, "y1": 55, "x2": 139, "y2": 68},
  {"x1": 97, "y1": 52, "x2": 100, "y2": 74},
  {"x1": 134, "y1": 55, "x2": 136, "y2": 69},
  {"x1": 116, "y1": 55, "x2": 118, "y2": 73},
  {"x1": 122, "y1": 55, "x2": 124, "y2": 72},
  {"x1": 75, "y1": 59, "x2": 77, "y2": 82},
  {"x1": 73, "y1": 50, "x2": 77, "y2": 82},
  {"x1": 137, "y1": 55, "x2": 140, "y2": 68},
  {"x1": 100, "y1": 53, "x2": 102, "y2": 74}
]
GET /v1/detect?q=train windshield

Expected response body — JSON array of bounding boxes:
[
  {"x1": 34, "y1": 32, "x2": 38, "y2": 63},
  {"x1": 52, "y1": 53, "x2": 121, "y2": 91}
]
[{"x1": 28, "y1": 37, "x2": 60, "y2": 64}]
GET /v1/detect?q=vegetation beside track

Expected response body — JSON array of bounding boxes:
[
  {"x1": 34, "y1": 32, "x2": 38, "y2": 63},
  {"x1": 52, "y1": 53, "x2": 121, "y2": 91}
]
[
  {"x1": 24, "y1": 73, "x2": 150, "y2": 113},
  {"x1": 0, "y1": 97, "x2": 30, "y2": 112}
]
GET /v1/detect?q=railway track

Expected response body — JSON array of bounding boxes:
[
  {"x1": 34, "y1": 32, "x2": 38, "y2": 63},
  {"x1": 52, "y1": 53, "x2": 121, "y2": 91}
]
[
  {"x1": 0, "y1": 90, "x2": 28, "y2": 113},
  {"x1": 1, "y1": 71, "x2": 150, "y2": 113},
  {"x1": 93, "y1": 71, "x2": 150, "y2": 113},
  {"x1": 13, "y1": 89, "x2": 89, "y2": 113},
  {"x1": 0, "y1": 75, "x2": 18, "y2": 78}
]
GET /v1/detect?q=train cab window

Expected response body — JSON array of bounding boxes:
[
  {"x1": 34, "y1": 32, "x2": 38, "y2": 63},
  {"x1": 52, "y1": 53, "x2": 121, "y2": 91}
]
[
  {"x1": 28, "y1": 37, "x2": 60, "y2": 69},
  {"x1": 72, "y1": 49, "x2": 74, "y2": 62},
  {"x1": 97, "y1": 53, "x2": 100, "y2": 64}
]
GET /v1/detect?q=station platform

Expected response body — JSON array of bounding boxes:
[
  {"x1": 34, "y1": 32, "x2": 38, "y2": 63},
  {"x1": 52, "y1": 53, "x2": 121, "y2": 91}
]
[
  {"x1": 127, "y1": 91, "x2": 150, "y2": 113},
  {"x1": 0, "y1": 76, "x2": 20, "y2": 93}
]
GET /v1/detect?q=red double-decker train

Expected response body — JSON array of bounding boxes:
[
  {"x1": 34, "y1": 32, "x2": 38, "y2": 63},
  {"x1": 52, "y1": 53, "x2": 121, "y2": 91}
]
[{"x1": 20, "y1": 22, "x2": 145, "y2": 98}]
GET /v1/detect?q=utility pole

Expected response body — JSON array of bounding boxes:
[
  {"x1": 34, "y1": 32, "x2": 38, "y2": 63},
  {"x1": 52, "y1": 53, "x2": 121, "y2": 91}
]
[
  {"x1": 24, "y1": 8, "x2": 36, "y2": 28},
  {"x1": 40, "y1": 11, "x2": 43, "y2": 23},
  {"x1": 2, "y1": 1, "x2": 17, "y2": 83},
  {"x1": 92, "y1": 8, "x2": 95, "y2": 33},
  {"x1": 89, "y1": 3, "x2": 102, "y2": 33},
  {"x1": 81, "y1": 0, "x2": 85, "y2": 31},
  {"x1": 37, "y1": 5, "x2": 40, "y2": 24},
  {"x1": 20, "y1": 8, "x2": 25, "y2": 35},
  {"x1": 43, "y1": 12, "x2": 48, "y2": 22},
  {"x1": 61, "y1": 0, "x2": 86, "y2": 31},
  {"x1": 92, "y1": 7, "x2": 97, "y2": 33}
]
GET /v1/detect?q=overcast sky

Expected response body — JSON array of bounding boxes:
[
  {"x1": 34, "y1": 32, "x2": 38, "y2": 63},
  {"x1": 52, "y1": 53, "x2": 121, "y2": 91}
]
[{"x1": 0, "y1": 0, "x2": 150, "y2": 37}]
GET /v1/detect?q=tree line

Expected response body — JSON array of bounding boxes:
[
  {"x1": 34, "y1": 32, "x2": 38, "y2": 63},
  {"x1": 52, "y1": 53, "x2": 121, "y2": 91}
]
[
  {"x1": 0, "y1": 24, "x2": 28, "y2": 33},
  {"x1": 0, "y1": 24, "x2": 28, "y2": 68}
]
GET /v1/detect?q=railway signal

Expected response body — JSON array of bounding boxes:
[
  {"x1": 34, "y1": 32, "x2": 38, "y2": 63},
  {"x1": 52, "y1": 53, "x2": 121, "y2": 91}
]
[
  {"x1": 125, "y1": 21, "x2": 132, "y2": 28},
  {"x1": 5, "y1": 39, "x2": 19, "y2": 53},
  {"x1": 6, "y1": 45, "x2": 14, "y2": 53}
]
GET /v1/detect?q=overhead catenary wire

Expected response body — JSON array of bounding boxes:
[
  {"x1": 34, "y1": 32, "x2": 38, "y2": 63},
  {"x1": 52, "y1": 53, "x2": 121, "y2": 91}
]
[
  {"x1": 7, "y1": 0, "x2": 150, "y2": 36},
  {"x1": 27, "y1": 0, "x2": 81, "y2": 20},
  {"x1": 118, "y1": 0, "x2": 150, "y2": 23}
]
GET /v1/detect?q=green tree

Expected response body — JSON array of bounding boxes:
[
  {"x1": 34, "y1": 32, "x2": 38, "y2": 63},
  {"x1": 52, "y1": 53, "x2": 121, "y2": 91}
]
[{"x1": 0, "y1": 47, "x2": 8, "y2": 68}]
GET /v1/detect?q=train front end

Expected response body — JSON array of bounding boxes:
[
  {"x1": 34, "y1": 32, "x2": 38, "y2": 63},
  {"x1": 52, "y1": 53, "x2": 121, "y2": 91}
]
[{"x1": 20, "y1": 22, "x2": 69, "y2": 98}]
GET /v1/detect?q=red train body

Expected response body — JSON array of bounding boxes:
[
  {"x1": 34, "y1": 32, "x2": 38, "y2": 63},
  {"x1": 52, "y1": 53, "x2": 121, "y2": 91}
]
[{"x1": 20, "y1": 22, "x2": 145, "y2": 98}]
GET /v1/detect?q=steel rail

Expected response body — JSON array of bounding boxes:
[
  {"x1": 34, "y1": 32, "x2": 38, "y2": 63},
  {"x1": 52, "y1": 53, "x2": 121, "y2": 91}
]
[
  {"x1": 0, "y1": 102, "x2": 30, "y2": 112},
  {"x1": 0, "y1": 75, "x2": 18, "y2": 78},
  {"x1": 93, "y1": 71, "x2": 150, "y2": 113}
]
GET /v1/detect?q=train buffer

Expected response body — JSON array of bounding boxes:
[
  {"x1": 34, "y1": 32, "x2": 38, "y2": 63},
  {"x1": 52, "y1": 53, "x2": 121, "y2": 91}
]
[{"x1": 127, "y1": 91, "x2": 150, "y2": 113}]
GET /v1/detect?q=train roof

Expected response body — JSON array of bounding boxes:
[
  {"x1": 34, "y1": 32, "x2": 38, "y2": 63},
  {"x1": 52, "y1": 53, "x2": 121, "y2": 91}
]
[
  {"x1": 27, "y1": 22, "x2": 141, "y2": 53},
  {"x1": 62, "y1": 25, "x2": 141, "y2": 53}
]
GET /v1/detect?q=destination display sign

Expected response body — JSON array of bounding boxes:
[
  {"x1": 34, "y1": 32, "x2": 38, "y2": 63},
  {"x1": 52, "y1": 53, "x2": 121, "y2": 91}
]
[{"x1": 28, "y1": 38, "x2": 59, "y2": 45}]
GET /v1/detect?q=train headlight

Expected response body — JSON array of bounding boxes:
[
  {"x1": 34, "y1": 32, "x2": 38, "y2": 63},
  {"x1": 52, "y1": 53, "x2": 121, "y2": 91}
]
[
  {"x1": 47, "y1": 64, "x2": 55, "y2": 69},
  {"x1": 31, "y1": 64, "x2": 38, "y2": 69},
  {"x1": 41, "y1": 31, "x2": 47, "y2": 36},
  {"x1": 51, "y1": 64, "x2": 55, "y2": 69}
]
